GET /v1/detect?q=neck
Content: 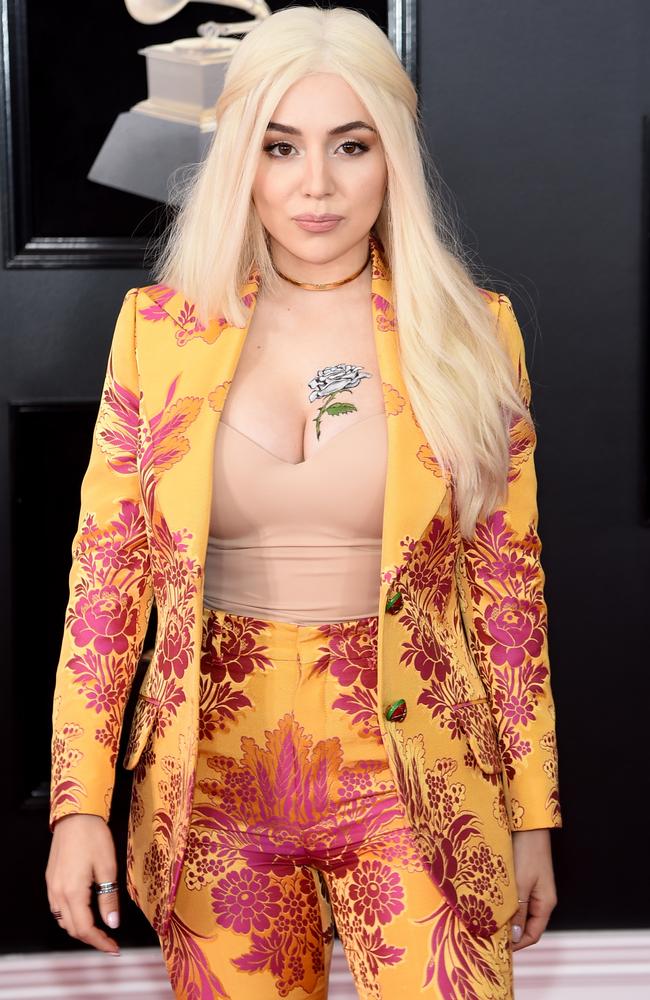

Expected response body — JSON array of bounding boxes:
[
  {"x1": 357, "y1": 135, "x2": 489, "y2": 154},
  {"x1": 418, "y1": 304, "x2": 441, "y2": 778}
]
[{"x1": 269, "y1": 236, "x2": 371, "y2": 289}]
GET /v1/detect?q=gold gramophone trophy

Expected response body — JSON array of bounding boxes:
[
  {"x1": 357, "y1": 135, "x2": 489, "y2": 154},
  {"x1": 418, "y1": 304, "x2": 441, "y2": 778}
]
[{"x1": 87, "y1": 1, "x2": 271, "y2": 202}]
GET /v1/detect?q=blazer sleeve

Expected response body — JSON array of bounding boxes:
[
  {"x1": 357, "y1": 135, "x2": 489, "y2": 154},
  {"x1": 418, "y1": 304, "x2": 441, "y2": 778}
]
[
  {"x1": 456, "y1": 294, "x2": 562, "y2": 833},
  {"x1": 49, "y1": 288, "x2": 154, "y2": 831}
]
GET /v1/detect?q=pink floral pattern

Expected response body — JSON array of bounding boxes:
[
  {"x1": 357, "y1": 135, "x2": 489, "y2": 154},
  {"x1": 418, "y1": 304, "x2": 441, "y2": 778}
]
[
  {"x1": 50, "y1": 290, "x2": 155, "y2": 825},
  {"x1": 152, "y1": 607, "x2": 514, "y2": 998},
  {"x1": 453, "y1": 298, "x2": 562, "y2": 830}
]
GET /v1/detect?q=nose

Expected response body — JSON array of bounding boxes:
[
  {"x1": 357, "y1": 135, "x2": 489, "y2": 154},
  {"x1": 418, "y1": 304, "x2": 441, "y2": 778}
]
[{"x1": 300, "y1": 148, "x2": 334, "y2": 198}]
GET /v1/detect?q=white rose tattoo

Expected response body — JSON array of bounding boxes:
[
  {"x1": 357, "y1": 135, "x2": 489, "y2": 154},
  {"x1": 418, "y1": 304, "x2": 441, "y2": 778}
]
[{"x1": 307, "y1": 364, "x2": 373, "y2": 439}]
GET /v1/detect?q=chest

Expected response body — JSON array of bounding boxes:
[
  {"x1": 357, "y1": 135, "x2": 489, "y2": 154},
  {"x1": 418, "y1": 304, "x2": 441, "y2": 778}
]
[{"x1": 219, "y1": 293, "x2": 385, "y2": 465}]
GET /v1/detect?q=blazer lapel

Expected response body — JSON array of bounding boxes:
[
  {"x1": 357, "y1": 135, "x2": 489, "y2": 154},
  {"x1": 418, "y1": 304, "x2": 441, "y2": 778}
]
[
  {"x1": 367, "y1": 237, "x2": 450, "y2": 585},
  {"x1": 139, "y1": 232, "x2": 449, "y2": 603}
]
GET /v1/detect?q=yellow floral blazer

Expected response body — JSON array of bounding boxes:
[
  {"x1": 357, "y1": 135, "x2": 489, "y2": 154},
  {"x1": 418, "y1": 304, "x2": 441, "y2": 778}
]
[{"x1": 49, "y1": 234, "x2": 562, "y2": 940}]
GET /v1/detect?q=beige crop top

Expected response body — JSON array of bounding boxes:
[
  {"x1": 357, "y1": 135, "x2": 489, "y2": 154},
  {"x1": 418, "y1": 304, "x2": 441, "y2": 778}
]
[{"x1": 203, "y1": 410, "x2": 388, "y2": 624}]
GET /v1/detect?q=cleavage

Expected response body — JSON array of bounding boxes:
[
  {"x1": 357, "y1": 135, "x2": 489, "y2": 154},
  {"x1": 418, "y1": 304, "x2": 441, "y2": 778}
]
[{"x1": 218, "y1": 410, "x2": 386, "y2": 466}]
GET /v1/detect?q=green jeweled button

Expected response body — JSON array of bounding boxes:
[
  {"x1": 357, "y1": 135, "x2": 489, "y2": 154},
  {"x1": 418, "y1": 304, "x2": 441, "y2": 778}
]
[
  {"x1": 385, "y1": 591, "x2": 403, "y2": 614},
  {"x1": 384, "y1": 698, "x2": 407, "y2": 722}
]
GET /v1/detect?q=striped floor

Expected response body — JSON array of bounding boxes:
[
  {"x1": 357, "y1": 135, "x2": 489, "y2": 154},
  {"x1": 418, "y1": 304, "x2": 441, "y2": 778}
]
[{"x1": 0, "y1": 930, "x2": 648, "y2": 998}]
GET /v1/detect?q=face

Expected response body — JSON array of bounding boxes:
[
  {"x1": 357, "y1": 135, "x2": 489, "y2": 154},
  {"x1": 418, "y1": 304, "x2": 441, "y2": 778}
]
[{"x1": 251, "y1": 72, "x2": 388, "y2": 277}]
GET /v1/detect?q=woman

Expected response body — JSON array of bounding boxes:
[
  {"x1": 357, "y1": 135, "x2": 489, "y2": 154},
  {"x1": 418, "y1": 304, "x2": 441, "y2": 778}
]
[{"x1": 46, "y1": 6, "x2": 562, "y2": 998}]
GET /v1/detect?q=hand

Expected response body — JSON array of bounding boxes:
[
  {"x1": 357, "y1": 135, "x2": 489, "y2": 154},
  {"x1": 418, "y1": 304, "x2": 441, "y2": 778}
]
[
  {"x1": 509, "y1": 828, "x2": 558, "y2": 952},
  {"x1": 45, "y1": 814, "x2": 121, "y2": 955}
]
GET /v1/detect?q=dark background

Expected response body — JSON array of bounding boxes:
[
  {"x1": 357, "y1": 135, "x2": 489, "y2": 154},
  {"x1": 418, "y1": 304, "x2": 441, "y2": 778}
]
[{"x1": 0, "y1": 0, "x2": 647, "y2": 952}]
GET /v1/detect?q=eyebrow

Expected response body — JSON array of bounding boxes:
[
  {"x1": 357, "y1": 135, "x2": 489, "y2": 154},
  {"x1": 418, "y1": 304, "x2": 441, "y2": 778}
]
[{"x1": 265, "y1": 120, "x2": 377, "y2": 136}]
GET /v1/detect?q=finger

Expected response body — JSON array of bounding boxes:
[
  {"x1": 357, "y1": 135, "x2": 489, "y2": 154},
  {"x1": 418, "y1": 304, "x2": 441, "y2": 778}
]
[
  {"x1": 94, "y1": 864, "x2": 120, "y2": 931},
  {"x1": 56, "y1": 899, "x2": 75, "y2": 936},
  {"x1": 516, "y1": 908, "x2": 551, "y2": 950},
  {"x1": 47, "y1": 896, "x2": 67, "y2": 931},
  {"x1": 510, "y1": 899, "x2": 529, "y2": 947},
  {"x1": 45, "y1": 887, "x2": 65, "y2": 927},
  {"x1": 47, "y1": 881, "x2": 75, "y2": 935},
  {"x1": 55, "y1": 887, "x2": 87, "y2": 940},
  {"x1": 65, "y1": 884, "x2": 120, "y2": 955}
]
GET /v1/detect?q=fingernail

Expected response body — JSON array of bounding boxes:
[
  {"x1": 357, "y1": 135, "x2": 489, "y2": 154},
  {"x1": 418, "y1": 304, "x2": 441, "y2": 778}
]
[
  {"x1": 108, "y1": 950, "x2": 121, "y2": 957},
  {"x1": 511, "y1": 924, "x2": 523, "y2": 942},
  {"x1": 107, "y1": 911, "x2": 119, "y2": 929}
]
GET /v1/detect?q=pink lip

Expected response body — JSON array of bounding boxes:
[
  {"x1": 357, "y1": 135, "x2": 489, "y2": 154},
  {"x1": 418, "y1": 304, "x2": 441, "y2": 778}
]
[
  {"x1": 293, "y1": 214, "x2": 343, "y2": 221},
  {"x1": 293, "y1": 217, "x2": 342, "y2": 233}
]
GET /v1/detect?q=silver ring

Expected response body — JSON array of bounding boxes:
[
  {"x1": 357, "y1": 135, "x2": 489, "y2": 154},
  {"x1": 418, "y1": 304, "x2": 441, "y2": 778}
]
[
  {"x1": 94, "y1": 880, "x2": 119, "y2": 895},
  {"x1": 518, "y1": 898, "x2": 529, "y2": 904}
]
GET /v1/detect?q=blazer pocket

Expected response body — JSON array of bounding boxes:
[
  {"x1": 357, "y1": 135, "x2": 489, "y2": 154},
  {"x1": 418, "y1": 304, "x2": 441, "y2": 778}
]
[
  {"x1": 122, "y1": 694, "x2": 159, "y2": 771},
  {"x1": 450, "y1": 697, "x2": 502, "y2": 774}
]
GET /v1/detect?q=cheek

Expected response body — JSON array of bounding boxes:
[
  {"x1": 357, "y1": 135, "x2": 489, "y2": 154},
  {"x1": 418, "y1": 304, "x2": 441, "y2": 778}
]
[
  {"x1": 351, "y1": 161, "x2": 387, "y2": 202},
  {"x1": 252, "y1": 165, "x2": 293, "y2": 208},
  {"x1": 345, "y1": 149, "x2": 387, "y2": 191},
  {"x1": 250, "y1": 171, "x2": 265, "y2": 208}
]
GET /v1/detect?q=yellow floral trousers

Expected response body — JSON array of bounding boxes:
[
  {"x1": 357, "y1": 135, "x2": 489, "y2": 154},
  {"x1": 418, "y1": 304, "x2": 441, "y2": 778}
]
[{"x1": 156, "y1": 606, "x2": 514, "y2": 999}]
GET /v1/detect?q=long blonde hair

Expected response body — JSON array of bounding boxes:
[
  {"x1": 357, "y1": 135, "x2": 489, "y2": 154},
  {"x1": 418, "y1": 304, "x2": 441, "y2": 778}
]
[{"x1": 148, "y1": 4, "x2": 532, "y2": 541}]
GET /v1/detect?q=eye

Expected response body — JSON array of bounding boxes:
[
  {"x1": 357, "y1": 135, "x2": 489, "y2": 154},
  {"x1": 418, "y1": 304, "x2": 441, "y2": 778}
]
[
  {"x1": 338, "y1": 140, "x2": 369, "y2": 155},
  {"x1": 262, "y1": 139, "x2": 370, "y2": 158},
  {"x1": 263, "y1": 141, "x2": 294, "y2": 158}
]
